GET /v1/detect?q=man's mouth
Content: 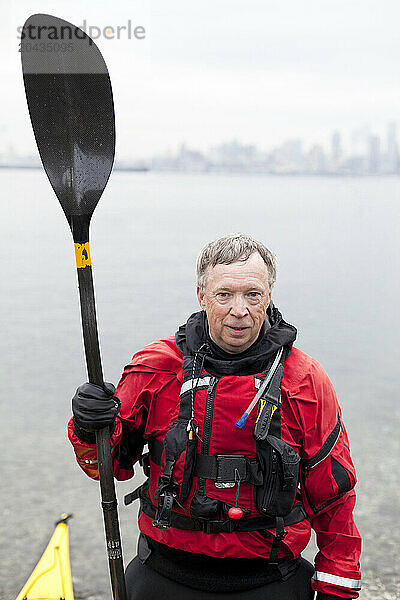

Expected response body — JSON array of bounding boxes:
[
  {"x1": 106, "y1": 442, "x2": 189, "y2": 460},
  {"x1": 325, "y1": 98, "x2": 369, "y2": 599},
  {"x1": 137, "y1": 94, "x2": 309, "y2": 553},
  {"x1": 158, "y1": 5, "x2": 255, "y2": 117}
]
[{"x1": 226, "y1": 325, "x2": 249, "y2": 332}]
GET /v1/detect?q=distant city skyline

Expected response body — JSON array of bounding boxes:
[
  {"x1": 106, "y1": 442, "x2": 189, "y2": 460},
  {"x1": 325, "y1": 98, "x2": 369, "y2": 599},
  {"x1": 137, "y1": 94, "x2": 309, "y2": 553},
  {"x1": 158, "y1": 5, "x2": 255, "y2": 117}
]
[
  {"x1": 2, "y1": 120, "x2": 400, "y2": 176},
  {"x1": 150, "y1": 121, "x2": 400, "y2": 175}
]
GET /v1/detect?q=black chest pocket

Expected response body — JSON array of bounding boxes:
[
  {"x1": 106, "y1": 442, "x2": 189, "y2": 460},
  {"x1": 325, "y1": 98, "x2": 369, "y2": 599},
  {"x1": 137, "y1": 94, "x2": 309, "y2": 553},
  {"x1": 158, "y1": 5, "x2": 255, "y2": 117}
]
[{"x1": 255, "y1": 434, "x2": 300, "y2": 517}]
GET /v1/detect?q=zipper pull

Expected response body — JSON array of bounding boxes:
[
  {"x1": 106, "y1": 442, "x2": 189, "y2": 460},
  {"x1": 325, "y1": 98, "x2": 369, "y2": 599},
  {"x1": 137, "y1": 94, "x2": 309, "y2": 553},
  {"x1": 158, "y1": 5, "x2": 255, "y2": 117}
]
[
  {"x1": 271, "y1": 449, "x2": 277, "y2": 474},
  {"x1": 228, "y1": 469, "x2": 243, "y2": 520},
  {"x1": 187, "y1": 419, "x2": 198, "y2": 441}
]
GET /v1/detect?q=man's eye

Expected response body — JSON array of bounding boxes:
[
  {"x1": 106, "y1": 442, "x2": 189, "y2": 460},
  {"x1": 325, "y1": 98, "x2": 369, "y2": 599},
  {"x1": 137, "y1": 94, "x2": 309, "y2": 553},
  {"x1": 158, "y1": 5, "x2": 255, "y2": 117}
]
[
  {"x1": 217, "y1": 293, "x2": 229, "y2": 299},
  {"x1": 247, "y1": 292, "x2": 262, "y2": 303}
]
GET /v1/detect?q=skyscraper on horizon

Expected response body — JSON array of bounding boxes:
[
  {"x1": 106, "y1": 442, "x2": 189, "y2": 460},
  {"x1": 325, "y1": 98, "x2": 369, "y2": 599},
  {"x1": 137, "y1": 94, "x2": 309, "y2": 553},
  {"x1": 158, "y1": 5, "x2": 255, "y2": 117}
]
[
  {"x1": 332, "y1": 131, "x2": 342, "y2": 163},
  {"x1": 386, "y1": 122, "x2": 398, "y2": 173},
  {"x1": 368, "y1": 135, "x2": 380, "y2": 174}
]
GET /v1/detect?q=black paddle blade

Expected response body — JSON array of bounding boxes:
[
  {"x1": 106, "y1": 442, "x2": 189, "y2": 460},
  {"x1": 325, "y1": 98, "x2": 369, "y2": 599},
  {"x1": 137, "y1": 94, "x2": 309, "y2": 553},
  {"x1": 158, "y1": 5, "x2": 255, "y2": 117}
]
[{"x1": 21, "y1": 14, "x2": 115, "y2": 239}]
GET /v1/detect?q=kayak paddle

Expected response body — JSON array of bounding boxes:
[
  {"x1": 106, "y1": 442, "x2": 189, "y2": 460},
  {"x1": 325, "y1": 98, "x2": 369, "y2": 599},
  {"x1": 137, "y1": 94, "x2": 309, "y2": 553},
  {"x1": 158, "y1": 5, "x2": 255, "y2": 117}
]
[{"x1": 21, "y1": 14, "x2": 127, "y2": 600}]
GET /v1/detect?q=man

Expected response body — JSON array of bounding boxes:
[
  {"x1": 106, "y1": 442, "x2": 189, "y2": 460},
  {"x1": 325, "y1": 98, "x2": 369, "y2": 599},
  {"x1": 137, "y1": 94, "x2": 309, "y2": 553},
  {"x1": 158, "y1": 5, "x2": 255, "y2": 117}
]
[{"x1": 69, "y1": 233, "x2": 362, "y2": 600}]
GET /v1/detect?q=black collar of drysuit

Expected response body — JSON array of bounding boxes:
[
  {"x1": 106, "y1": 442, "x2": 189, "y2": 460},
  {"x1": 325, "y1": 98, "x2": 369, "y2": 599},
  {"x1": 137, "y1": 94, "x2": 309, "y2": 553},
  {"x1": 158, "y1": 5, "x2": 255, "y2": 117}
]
[{"x1": 175, "y1": 304, "x2": 297, "y2": 377}]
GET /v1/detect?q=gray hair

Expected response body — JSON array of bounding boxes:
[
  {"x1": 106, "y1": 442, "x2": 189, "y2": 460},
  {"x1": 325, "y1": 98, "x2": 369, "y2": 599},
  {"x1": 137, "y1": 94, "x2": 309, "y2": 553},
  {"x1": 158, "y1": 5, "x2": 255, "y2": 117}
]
[{"x1": 196, "y1": 233, "x2": 277, "y2": 292}]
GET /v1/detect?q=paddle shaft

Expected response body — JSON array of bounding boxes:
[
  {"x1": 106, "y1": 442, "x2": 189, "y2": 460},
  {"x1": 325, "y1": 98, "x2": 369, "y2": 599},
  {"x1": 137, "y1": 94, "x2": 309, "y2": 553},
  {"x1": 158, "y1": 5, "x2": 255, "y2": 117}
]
[{"x1": 74, "y1": 226, "x2": 127, "y2": 600}]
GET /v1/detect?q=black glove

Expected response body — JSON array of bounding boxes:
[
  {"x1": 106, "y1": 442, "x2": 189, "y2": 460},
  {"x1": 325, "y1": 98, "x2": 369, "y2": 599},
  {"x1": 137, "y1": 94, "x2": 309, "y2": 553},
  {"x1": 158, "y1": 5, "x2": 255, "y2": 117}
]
[
  {"x1": 316, "y1": 594, "x2": 342, "y2": 600},
  {"x1": 72, "y1": 382, "x2": 121, "y2": 443}
]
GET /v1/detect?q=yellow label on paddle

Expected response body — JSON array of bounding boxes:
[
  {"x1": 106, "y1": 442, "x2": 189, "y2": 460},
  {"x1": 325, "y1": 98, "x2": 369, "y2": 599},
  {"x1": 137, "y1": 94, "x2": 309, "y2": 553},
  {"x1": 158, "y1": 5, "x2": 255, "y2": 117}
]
[{"x1": 74, "y1": 242, "x2": 91, "y2": 269}]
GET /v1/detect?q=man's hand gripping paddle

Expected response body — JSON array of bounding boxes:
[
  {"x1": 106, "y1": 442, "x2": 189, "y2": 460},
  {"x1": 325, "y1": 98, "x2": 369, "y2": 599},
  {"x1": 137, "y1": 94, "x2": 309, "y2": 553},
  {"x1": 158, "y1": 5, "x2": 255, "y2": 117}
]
[{"x1": 21, "y1": 14, "x2": 127, "y2": 600}]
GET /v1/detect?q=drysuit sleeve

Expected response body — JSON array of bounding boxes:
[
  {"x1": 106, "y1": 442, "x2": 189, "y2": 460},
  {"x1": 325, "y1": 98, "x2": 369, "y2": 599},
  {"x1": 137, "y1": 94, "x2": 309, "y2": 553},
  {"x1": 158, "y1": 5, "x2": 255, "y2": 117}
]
[
  {"x1": 68, "y1": 365, "x2": 178, "y2": 481},
  {"x1": 297, "y1": 359, "x2": 362, "y2": 599}
]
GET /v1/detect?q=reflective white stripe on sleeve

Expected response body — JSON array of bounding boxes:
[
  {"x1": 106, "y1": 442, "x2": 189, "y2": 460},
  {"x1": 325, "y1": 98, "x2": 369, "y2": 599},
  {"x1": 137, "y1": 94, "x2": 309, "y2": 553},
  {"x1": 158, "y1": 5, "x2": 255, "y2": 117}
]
[
  {"x1": 180, "y1": 377, "x2": 211, "y2": 396},
  {"x1": 312, "y1": 571, "x2": 361, "y2": 589}
]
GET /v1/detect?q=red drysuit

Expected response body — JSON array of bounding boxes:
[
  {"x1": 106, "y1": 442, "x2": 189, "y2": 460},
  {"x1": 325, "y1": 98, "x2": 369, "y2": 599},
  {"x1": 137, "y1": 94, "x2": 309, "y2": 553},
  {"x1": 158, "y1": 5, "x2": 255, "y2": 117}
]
[{"x1": 69, "y1": 337, "x2": 361, "y2": 598}]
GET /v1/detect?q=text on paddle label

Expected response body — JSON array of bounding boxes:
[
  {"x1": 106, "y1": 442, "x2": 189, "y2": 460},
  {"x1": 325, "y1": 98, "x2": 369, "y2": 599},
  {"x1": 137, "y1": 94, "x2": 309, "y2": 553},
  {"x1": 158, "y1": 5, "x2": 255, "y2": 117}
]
[{"x1": 74, "y1": 242, "x2": 92, "y2": 268}]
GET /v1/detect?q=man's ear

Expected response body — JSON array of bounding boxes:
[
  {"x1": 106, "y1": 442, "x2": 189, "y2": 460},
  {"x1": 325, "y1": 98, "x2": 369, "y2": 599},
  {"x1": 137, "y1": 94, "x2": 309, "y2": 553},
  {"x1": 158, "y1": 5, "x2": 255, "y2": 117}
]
[
  {"x1": 268, "y1": 283, "x2": 274, "y2": 303},
  {"x1": 197, "y1": 286, "x2": 206, "y2": 310}
]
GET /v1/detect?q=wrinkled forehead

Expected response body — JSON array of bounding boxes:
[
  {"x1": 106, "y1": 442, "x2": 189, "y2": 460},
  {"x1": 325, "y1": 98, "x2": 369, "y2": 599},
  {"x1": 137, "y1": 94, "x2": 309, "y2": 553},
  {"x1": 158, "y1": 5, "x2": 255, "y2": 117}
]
[{"x1": 204, "y1": 254, "x2": 270, "y2": 290}]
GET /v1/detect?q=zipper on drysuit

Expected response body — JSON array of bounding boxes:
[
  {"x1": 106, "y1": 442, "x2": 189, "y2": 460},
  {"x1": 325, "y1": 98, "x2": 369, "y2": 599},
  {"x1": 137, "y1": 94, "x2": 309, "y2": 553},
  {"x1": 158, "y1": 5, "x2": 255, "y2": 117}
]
[
  {"x1": 301, "y1": 415, "x2": 343, "y2": 514},
  {"x1": 197, "y1": 376, "x2": 218, "y2": 495},
  {"x1": 303, "y1": 415, "x2": 342, "y2": 478},
  {"x1": 262, "y1": 448, "x2": 278, "y2": 509}
]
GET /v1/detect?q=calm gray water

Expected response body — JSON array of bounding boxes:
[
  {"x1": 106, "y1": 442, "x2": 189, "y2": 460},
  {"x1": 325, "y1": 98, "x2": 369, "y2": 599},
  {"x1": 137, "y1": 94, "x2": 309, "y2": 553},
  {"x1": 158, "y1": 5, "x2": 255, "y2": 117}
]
[{"x1": 1, "y1": 169, "x2": 399, "y2": 599}]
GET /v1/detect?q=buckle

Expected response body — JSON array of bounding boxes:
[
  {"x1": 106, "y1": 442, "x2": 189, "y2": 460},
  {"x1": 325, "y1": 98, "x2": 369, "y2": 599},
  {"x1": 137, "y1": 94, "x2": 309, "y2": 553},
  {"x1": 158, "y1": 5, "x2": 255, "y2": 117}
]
[
  {"x1": 152, "y1": 491, "x2": 174, "y2": 529},
  {"x1": 200, "y1": 519, "x2": 235, "y2": 534},
  {"x1": 215, "y1": 455, "x2": 247, "y2": 487},
  {"x1": 275, "y1": 529, "x2": 288, "y2": 541}
]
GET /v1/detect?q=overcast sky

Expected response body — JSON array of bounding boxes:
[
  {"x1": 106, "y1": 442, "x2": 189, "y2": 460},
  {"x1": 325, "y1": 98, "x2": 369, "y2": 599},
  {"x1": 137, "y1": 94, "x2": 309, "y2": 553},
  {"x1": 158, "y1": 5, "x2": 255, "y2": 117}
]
[{"x1": 1, "y1": 0, "x2": 400, "y2": 159}]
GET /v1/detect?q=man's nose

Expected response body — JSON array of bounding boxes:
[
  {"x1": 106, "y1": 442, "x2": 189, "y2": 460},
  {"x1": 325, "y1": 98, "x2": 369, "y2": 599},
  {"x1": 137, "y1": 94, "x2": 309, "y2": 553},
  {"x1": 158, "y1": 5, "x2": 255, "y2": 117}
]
[{"x1": 229, "y1": 295, "x2": 249, "y2": 318}]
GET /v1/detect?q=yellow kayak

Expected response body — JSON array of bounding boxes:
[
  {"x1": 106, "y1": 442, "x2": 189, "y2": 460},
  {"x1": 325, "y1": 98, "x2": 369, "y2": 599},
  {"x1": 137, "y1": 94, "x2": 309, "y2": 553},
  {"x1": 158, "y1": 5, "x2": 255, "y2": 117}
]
[{"x1": 16, "y1": 514, "x2": 74, "y2": 600}]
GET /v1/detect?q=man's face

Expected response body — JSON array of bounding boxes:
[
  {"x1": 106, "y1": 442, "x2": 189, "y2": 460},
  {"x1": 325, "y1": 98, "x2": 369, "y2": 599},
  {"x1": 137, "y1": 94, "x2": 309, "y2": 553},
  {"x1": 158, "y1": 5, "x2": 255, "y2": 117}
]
[{"x1": 197, "y1": 252, "x2": 272, "y2": 354}]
